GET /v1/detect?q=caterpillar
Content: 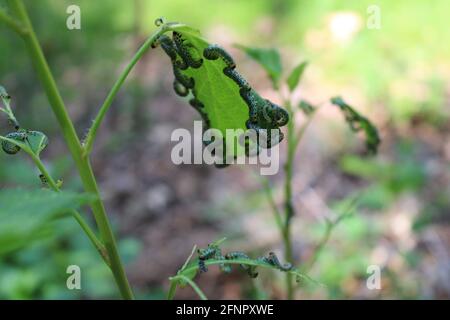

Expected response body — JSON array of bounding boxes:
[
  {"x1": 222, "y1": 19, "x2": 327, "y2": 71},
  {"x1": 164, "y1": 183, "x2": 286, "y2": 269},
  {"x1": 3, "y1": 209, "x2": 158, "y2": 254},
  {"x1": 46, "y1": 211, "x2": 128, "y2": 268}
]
[
  {"x1": 152, "y1": 34, "x2": 188, "y2": 70},
  {"x1": 239, "y1": 88, "x2": 258, "y2": 123},
  {"x1": 173, "y1": 64, "x2": 194, "y2": 89},
  {"x1": 189, "y1": 98, "x2": 211, "y2": 129},
  {"x1": 198, "y1": 259, "x2": 208, "y2": 273},
  {"x1": 198, "y1": 244, "x2": 221, "y2": 273},
  {"x1": 154, "y1": 35, "x2": 177, "y2": 60},
  {"x1": 173, "y1": 32, "x2": 203, "y2": 69},
  {"x1": 173, "y1": 81, "x2": 189, "y2": 97},
  {"x1": 263, "y1": 101, "x2": 289, "y2": 127},
  {"x1": 1, "y1": 131, "x2": 27, "y2": 155},
  {"x1": 260, "y1": 252, "x2": 292, "y2": 271},
  {"x1": 203, "y1": 45, "x2": 236, "y2": 69},
  {"x1": 225, "y1": 251, "x2": 258, "y2": 278},
  {"x1": 223, "y1": 68, "x2": 250, "y2": 90},
  {"x1": 198, "y1": 245, "x2": 218, "y2": 261},
  {"x1": 39, "y1": 174, "x2": 49, "y2": 188}
]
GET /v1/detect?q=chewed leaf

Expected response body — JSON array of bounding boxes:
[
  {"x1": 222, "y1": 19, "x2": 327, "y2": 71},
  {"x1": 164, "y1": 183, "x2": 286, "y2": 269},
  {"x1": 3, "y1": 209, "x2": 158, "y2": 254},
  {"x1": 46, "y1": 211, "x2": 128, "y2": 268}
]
[
  {"x1": 235, "y1": 45, "x2": 282, "y2": 89},
  {"x1": 153, "y1": 23, "x2": 289, "y2": 163},
  {"x1": 0, "y1": 130, "x2": 49, "y2": 156},
  {"x1": 331, "y1": 96, "x2": 381, "y2": 155}
]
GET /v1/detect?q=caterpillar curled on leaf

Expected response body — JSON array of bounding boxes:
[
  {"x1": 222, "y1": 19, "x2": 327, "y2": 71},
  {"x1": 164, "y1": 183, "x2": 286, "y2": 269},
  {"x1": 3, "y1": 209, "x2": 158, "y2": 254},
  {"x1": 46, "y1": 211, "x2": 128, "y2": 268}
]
[
  {"x1": 152, "y1": 35, "x2": 188, "y2": 70},
  {"x1": 173, "y1": 81, "x2": 189, "y2": 97},
  {"x1": 198, "y1": 245, "x2": 218, "y2": 261},
  {"x1": 198, "y1": 259, "x2": 208, "y2": 273},
  {"x1": 154, "y1": 35, "x2": 177, "y2": 60},
  {"x1": 224, "y1": 68, "x2": 250, "y2": 90},
  {"x1": 225, "y1": 251, "x2": 249, "y2": 260},
  {"x1": 173, "y1": 64, "x2": 194, "y2": 89},
  {"x1": 173, "y1": 32, "x2": 203, "y2": 69},
  {"x1": 263, "y1": 101, "x2": 289, "y2": 127},
  {"x1": 203, "y1": 45, "x2": 236, "y2": 69},
  {"x1": 1, "y1": 131, "x2": 27, "y2": 155},
  {"x1": 197, "y1": 245, "x2": 219, "y2": 273},
  {"x1": 239, "y1": 88, "x2": 258, "y2": 122},
  {"x1": 260, "y1": 252, "x2": 293, "y2": 271},
  {"x1": 225, "y1": 251, "x2": 258, "y2": 278},
  {"x1": 189, "y1": 98, "x2": 211, "y2": 129}
]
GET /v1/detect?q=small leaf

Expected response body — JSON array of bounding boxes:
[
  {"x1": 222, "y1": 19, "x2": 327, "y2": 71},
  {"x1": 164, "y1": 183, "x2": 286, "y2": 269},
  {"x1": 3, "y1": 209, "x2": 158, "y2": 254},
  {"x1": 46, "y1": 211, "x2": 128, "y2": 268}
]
[
  {"x1": 331, "y1": 96, "x2": 381, "y2": 155},
  {"x1": 287, "y1": 61, "x2": 308, "y2": 91},
  {"x1": 298, "y1": 100, "x2": 316, "y2": 116},
  {"x1": 26, "y1": 131, "x2": 49, "y2": 156},
  {"x1": 235, "y1": 45, "x2": 282, "y2": 89},
  {"x1": 0, "y1": 189, "x2": 96, "y2": 255}
]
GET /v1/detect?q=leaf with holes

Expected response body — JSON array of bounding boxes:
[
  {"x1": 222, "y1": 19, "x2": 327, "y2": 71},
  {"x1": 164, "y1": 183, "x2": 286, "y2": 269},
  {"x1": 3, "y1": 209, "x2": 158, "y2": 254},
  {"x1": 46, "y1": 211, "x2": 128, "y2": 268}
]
[{"x1": 153, "y1": 24, "x2": 289, "y2": 162}]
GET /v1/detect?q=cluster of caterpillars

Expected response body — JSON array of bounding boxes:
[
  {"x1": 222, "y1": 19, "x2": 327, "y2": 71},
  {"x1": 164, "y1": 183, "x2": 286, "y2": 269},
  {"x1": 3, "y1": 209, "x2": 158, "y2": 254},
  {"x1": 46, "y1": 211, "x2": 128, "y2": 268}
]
[
  {"x1": 152, "y1": 31, "x2": 290, "y2": 160},
  {"x1": 197, "y1": 243, "x2": 293, "y2": 279},
  {"x1": 203, "y1": 45, "x2": 289, "y2": 148}
]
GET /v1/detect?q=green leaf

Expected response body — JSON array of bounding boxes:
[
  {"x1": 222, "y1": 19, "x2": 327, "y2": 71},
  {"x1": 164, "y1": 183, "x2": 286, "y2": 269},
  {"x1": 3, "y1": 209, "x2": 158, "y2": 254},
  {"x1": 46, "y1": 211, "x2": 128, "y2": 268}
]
[
  {"x1": 155, "y1": 25, "x2": 289, "y2": 160},
  {"x1": 287, "y1": 61, "x2": 308, "y2": 91},
  {"x1": 331, "y1": 96, "x2": 381, "y2": 155},
  {"x1": 298, "y1": 99, "x2": 316, "y2": 116},
  {"x1": 0, "y1": 189, "x2": 96, "y2": 255},
  {"x1": 26, "y1": 131, "x2": 49, "y2": 156},
  {"x1": 235, "y1": 45, "x2": 282, "y2": 89}
]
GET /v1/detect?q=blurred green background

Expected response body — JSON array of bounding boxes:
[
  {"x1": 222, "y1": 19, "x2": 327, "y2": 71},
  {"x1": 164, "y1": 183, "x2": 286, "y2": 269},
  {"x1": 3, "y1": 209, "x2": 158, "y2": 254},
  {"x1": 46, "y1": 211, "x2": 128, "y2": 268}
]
[{"x1": 0, "y1": 0, "x2": 449, "y2": 299}]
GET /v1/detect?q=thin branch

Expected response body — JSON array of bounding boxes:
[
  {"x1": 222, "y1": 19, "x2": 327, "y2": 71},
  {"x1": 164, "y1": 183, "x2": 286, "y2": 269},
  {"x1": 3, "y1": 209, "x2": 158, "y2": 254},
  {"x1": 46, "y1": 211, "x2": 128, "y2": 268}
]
[
  {"x1": 0, "y1": 7, "x2": 28, "y2": 35},
  {"x1": 0, "y1": 135, "x2": 110, "y2": 266},
  {"x1": 261, "y1": 176, "x2": 284, "y2": 232},
  {"x1": 82, "y1": 26, "x2": 168, "y2": 156}
]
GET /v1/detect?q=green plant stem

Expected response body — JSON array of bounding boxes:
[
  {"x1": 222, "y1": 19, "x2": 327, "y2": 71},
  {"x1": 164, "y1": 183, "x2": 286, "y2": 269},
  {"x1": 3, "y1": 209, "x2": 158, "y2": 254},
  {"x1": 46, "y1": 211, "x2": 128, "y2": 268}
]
[
  {"x1": 169, "y1": 275, "x2": 208, "y2": 300},
  {"x1": 283, "y1": 101, "x2": 296, "y2": 300},
  {"x1": 168, "y1": 259, "x2": 310, "y2": 300},
  {"x1": 29, "y1": 153, "x2": 110, "y2": 266},
  {"x1": 0, "y1": 134, "x2": 110, "y2": 267},
  {"x1": 261, "y1": 177, "x2": 283, "y2": 232},
  {"x1": 303, "y1": 198, "x2": 357, "y2": 273},
  {"x1": 82, "y1": 26, "x2": 167, "y2": 156},
  {"x1": 8, "y1": 0, "x2": 133, "y2": 299},
  {"x1": 0, "y1": 6, "x2": 27, "y2": 35}
]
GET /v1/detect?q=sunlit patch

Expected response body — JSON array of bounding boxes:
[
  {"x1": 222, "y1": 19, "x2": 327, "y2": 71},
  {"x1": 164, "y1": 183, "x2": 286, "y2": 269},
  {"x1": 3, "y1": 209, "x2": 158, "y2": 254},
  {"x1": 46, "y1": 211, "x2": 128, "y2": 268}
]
[{"x1": 328, "y1": 12, "x2": 362, "y2": 44}]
